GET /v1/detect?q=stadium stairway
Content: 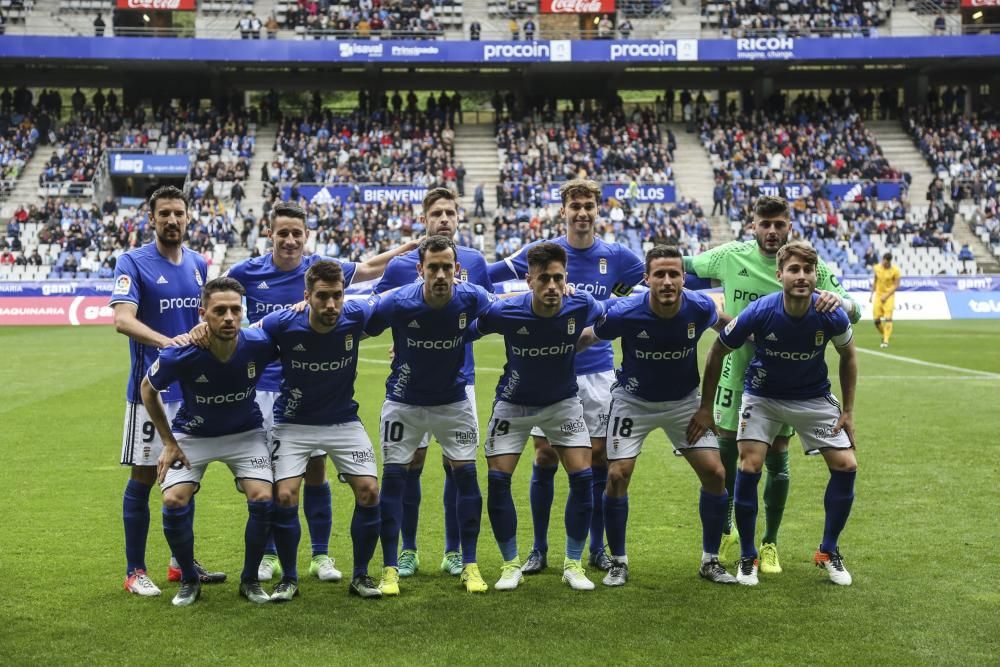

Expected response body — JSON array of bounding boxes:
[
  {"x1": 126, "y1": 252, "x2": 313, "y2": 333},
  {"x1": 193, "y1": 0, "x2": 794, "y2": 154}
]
[
  {"x1": 454, "y1": 122, "x2": 498, "y2": 257},
  {"x1": 868, "y1": 120, "x2": 998, "y2": 272},
  {"x1": 1, "y1": 143, "x2": 58, "y2": 219},
  {"x1": 666, "y1": 122, "x2": 733, "y2": 245},
  {"x1": 648, "y1": 0, "x2": 701, "y2": 39},
  {"x1": 220, "y1": 123, "x2": 276, "y2": 271}
]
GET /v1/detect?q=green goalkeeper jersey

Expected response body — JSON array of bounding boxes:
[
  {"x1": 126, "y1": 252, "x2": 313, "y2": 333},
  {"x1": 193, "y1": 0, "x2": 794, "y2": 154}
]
[{"x1": 684, "y1": 241, "x2": 859, "y2": 392}]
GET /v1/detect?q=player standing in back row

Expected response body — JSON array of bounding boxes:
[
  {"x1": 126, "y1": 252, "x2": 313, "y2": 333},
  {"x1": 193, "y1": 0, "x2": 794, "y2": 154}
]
[
  {"x1": 111, "y1": 185, "x2": 225, "y2": 596},
  {"x1": 488, "y1": 179, "x2": 644, "y2": 575},
  {"x1": 692, "y1": 241, "x2": 859, "y2": 587},
  {"x1": 684, "y1": 195, "x2": 861, "y2": 574}
]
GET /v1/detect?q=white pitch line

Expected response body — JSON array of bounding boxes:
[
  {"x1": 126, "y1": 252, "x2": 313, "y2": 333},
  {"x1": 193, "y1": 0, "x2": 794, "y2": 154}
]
[
  {"x1": 859, "y1": 375, "x2": 1000, "y2": 381},
  {"x1": 856, "y1": 347, "x2": 1000, "y2": 378}
]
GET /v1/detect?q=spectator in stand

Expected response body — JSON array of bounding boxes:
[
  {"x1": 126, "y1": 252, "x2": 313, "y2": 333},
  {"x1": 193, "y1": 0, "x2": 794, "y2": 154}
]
[
  {"x1": 94, "y1": 14, "x2": 106, "y2": 37},
  {"x1": 524, "y1": 17, "x2": 535, "y2": 40},
  {"x1": 509, "y1": 18, "x2": 519, "y2": 40},
  {"x1": 265, "y1": 13, "x2": 279, "y2": 38},
  {"x1": 934, "y1": 12, "x2": 946, "y2": 35},
  {"x1": 598, "y1": 15, "x2": 614, "y2": 39},
  {"x1": 470, "y1": 20, "x2": 481, "y2": 40},
  {"x1": 618, "y1": 18, "x2": 632, "y2": 39}
]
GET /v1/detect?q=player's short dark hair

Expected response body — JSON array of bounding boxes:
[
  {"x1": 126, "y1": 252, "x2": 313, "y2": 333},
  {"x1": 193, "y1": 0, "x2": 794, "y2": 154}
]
[
  {"x1": 422, "y1": 187, "x2": 459, "y2": 215},
  {"x1": 559, "y1": 178, "x2": 602, "y2": 206},
  {"x1": 527, "y1": 242, "x2": 567, "y2": 272},
  {"x1": 776, "y1": 240, "x2": 818, "y2": 270},
  {"x1": 148, "y1": 185, "x2": 188, "y2": 215},
  {"x1": 753, "y1": 195, "x2": 790, "y2": 220},
  {"x1": 418, "y1": 234, "x2": 457, "y2": 262},
  {"x1": 270, "y1": 202, "x2": 306, "y2": 226},
  {"x1": 645, "y1": 244, "x2": 683, "y2": 274},
  {"x1": 882, "y1": 252, "x2": 893, "y2": 261},
  {"x1": 201, "y1": 276, "x2": 245, "y2": 304},
  {"x1": 305, "y1": 260, "x2": 344, "y2": 293}
]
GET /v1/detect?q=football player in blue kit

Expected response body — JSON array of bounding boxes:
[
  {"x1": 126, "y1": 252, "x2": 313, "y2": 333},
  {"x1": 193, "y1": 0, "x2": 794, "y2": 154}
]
[
  {"x1": 372, "y1": 187, "x2": 493, "y2": 580},
  {"x1": 365, "y1": 235, "x2": 495, "y2": 595},
  {"x1": 140, "y1": 277, "x2": 279, "y2": 606},
  {"x1": 110, "y1": 185, "x2": 225, "y2": 597},
  {"x1": 471, "y1": 242, "x2": 605, "y2": 592},
  {"x1": 258, "y1": 260, "x2": 383, "y2": 600},
  {"x1": 576, "y1": 245, "x2": 737, "y2": 587},
  {"x1": 227, "y1": 201, "x2": 415, "y2": 584},
  {"x1": 692, "y1": 241, "x2": 859, "y2": 587},
  {"x1": 488, "y1": 179, "x2": 644, "y2": 574}
]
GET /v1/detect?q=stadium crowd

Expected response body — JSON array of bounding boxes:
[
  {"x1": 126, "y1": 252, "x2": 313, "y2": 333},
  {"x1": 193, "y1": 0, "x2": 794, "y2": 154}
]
[
  {"x1": 706, "y1": 0, "x2": 892, "y2": 38},
  {"x1": 276, "y1": 0, "x2": 446, "y2": 38}
]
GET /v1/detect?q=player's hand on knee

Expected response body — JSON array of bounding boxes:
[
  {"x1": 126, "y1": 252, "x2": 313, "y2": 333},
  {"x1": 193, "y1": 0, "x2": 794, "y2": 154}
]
[
  {"x1": 187, "y1": 322, "x2": 210, "y2": 349},
  {"x1": 157, "y1": 442, "x2": 190, "y2": 484},
  {"x1": 814, "y1": 289, "x2": 844, "y2": 313},
  {"x1": 833, "y1": 410, "x2": 855, "y2": 446},
  {"x1": 686, "y1": 405, "x2": 716, "y2": 445}
]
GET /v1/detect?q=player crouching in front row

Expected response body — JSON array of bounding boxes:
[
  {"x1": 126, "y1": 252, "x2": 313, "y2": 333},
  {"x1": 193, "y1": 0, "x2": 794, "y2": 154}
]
[
  {"x1": 141, "y1": 277, "x2": 279, "y2": 606},
  {"x1": 692, "y1": 241, "x2": 859, "y2": 587}
]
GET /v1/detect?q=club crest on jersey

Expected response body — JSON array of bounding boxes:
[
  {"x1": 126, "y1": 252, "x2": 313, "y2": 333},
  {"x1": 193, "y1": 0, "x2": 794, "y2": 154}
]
[
  {"x1": 815, "y1": 331, "x2": 824, "y2": 346},
  {"x1": 459, "y1": 312, "x2": 467, "y2": 330},
  {"x1": 194, "y1": 269, "x2": 204, "y2": 287},
  {"x1": 687, "y1": 323, "x2": 696, "y2": 339},
  {"x1": 567, "y1": 317, "x2": 576, "y2": 335},
  {"x1": 345, "y1": 334, "x2": 354, "y2": 351},
  {"x1": 247, "y1": 362, "x2": 256, "y2": 379},
  {"x1": 460, "y1": 269, "x2": 469, "y2": 281},
  {"x1": 113, "y1": 275, "x2": 131, "y2": 296},
  {"x1": 599, "y1": 258, "x2": 608, "y2": 275}
]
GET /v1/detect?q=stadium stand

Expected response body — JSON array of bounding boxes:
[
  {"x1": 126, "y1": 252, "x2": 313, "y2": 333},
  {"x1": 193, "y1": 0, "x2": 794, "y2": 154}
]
[
  {"x1": 903, "y1": 107, "x2": 1000, "y2": 263},
  {"x1": 701, "y1": 0, "x2": 893, "y2": 37},
  {"x1": 272, "y1": 0, "x2": 460, "y2": 38}
]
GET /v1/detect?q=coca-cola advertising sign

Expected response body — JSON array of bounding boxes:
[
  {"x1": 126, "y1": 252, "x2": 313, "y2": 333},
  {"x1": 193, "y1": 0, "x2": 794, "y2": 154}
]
[
  {"x1": 116, "y1": 0, "x2": 197, "y2": 11},
  {"x1": 540, "y1": 0, "x2": 615, "y2": 13}
]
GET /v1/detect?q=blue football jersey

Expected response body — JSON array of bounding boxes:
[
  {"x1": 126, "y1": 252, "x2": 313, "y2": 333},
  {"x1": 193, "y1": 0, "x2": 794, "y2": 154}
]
[
  {"x1": 489, "y1": 236, "x2": 644, "y2": 376},
  {"x1": 595, "y1": 289, "x2": 718, "y2": 402},
  {"x1": 260, "y1": 298, "x2": 375, "y2": 426},
  {"x1": 109, "y1": 243, "x2": 208, "y2": 403},
  {"x1": 146, "y1": 328, "x2": 278, "y2": 437},
  {"x1": 719, "y1": 292, "x2": 853, "y2": 400},
  {"x1": 373, "y1": 244, "x2": 493, "y2": 387},
  {"x1": 365, "y1": 281, "x2": 495, "y2": 406},
  {"x1": 472, "y1": 292, "x2": 605, "y2": 407},
  {"x1": 227, "y1": 253, "x2": 357, "y2": 392}
]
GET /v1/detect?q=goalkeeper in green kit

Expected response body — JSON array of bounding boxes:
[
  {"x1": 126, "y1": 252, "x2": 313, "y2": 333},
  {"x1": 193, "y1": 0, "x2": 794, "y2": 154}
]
[{"x1": 684, "y1": 196, "x2": 861, "y2": 573}]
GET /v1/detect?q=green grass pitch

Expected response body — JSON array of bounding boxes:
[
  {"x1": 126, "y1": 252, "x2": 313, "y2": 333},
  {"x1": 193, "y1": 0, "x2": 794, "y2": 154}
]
[{"x1": 1, "y1": 321, "x2": 997, "y2": 665}]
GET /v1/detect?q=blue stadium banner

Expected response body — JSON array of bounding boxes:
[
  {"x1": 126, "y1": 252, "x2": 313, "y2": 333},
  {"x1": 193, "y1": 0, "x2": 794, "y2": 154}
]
[
  {"x1": 945, "y1": 291, "x2": 1000, "y2": 319},
  {"x1": 2, "y1": 35, "x2": 1000, "y2": 65},
  {"x1": 282, "y1": 184, "x2": 430, "y2": 205},
  {"x1": 109, "y1": 152, "x2": 190, "y2": 176},
  {"x1": 756, "y1": 181, "x2": 903, "y2": 204},
  {"x1": 544, "y1": 183, "x2": 677, "y2": 204}
]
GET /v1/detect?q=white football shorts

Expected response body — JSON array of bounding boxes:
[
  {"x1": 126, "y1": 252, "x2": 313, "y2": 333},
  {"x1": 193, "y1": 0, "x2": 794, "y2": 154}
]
[
  {"x1": 486, "y1": 396, "x2": 591, "y2": 457},
  {"x1": 606, "y1": 388, "x2": 719, "y2": 460},
  {"x1": 120, "y1": 400, "x2": 181, "y2": 467},
  {"x1": 256, "y1": 389, "x2": 326, "y2": 460},
  {"x1": 271, "y1": 421, "x2": 378, "y2": 481},
  {"x1": 737, "y1": 393, "x2": 854, "y2": 455},
  {"x1": 161, "y1": 428, "x2": 272, "y2": 490},
  {"x1": 381, "y1": 396, "x2": 479, "y2": 465},
  {"x1": 530, "y1": 370, "x2": 613, "y2": 440},
  {"x1": 417, "y1": 384, "x2": 477, "y2": 450}
]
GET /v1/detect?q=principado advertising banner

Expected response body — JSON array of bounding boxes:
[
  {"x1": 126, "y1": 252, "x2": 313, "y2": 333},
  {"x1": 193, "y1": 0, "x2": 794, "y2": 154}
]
[
  {"x1": 540, "y1": 0, "x2": 615, "y2": 13},
  {"x1": 115, "y1": 0, "x2": 197, "y2": 10}
]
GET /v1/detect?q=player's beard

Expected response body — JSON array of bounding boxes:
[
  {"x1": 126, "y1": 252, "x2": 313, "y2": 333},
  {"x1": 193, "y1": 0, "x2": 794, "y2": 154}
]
[{"x1": 156, "y1": 227, "x2": 184, "y2": 248}]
